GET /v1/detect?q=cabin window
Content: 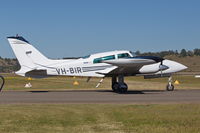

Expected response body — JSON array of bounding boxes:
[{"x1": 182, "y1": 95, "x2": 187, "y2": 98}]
[
  {"x1": 93, "y1": 55, "x2": 115, "y2": 63},
  {"x1": 117, "y1": 53, "x2": 130, "y2": 58}
]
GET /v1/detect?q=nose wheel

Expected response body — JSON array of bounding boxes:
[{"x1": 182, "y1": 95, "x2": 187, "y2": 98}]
[
  {"x1": 112, "y1": 76, "x2": 128, "y2": 93},
  {"x1": 166, "y1": 76, "x2": 174, "y2": 91},
  {"x1": 166, "y1": 83, "x2": 174, "y2": 91}
]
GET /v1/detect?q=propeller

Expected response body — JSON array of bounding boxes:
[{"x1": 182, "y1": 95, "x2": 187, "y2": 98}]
[
  {"x1": 159, "y1": 60, "x2": 169, "y2": 76},
  {"x1": 160, "y1": 60, "x2": 163, "y2": 76}
]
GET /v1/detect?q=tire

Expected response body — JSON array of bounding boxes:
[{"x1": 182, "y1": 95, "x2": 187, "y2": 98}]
[
  {"x1": 166, "y1": 84, "x2": 174, "y2": 91},
  {"x1": 118, "y1": 83, "x2": 128, "y2": 93},
  {"x1": 112, "y1": 82, "x2": 128, "y2": 93},
  {"x1": 121, "y1": 83, "x2": 128, "y2": 93},
  {"x1": 112, "y1": 82, "x2": 119, "y2": 92}
]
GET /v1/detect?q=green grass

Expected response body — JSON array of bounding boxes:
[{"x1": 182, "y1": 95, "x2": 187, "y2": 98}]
[
  {"x1": 1, "y1": 73, "x2": 200, "y2": 133},
  {"x1": 1, "y1": 73, "x2": 200, "y2": 91},
  {"x1": 0, "y1": 104, "x2": 199, "y2": 133}
]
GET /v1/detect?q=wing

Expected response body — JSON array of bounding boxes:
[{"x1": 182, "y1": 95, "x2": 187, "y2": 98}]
[
  {"x1": 102, "y1": 56, "x2": 163, "y2": 67},
  {"x1": 101, "y1": 56, "x2": 164, "y2": 76}
]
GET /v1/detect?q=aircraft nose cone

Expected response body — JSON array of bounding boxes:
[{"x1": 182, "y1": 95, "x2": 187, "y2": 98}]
[
  {"x1": 160, "y1": 60, "x2": 188, "y2": 73},
  {"x1": 178, "y1": 63, "x2": 188, "y2": 71},
  {"x1": 169, "y1": 61, "x2": 188, "y2": 72}
]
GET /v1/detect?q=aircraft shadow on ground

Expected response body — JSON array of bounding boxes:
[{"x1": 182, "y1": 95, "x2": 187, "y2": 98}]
[
  {"x1": 29, "y1": 89, "x2": 165, "y2": 94},
  {"x1": 29, "y1": 91, "x2": 49, "y2": 93},
  {"x1": 99, "y1": 90, "x2": 165, "y2": 94}
]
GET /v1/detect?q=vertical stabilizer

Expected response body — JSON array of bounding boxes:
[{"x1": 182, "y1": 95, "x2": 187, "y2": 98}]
[{"x1": 7, "y1": 36, "x2": 51, "y2": 76}]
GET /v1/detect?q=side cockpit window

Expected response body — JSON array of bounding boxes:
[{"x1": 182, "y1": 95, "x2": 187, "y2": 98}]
[
  {"x1": 117, "y1": 53, "x2": 131, "y2": 58},
  {"x1": 93, "y1": 55, "x2": 115, "y2": 63}
]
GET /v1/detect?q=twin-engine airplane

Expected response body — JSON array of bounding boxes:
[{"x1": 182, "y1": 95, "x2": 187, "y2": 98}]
[{"x1": 7, "y1": 36, "x2": 187, "y2": 93}]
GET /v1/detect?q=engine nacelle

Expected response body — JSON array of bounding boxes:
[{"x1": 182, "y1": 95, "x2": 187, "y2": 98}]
[{"x1": 139, "y1": 63, "x2": 168, "y2": 74}]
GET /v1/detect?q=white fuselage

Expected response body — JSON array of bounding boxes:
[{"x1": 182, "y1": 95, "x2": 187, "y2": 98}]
[{"x1": 34, "y1": 50, "x2": 187, "y2": 78}]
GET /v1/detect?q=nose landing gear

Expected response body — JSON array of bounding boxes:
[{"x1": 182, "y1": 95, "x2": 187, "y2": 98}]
[
  {"x1": 0, "y1": 75, "x2": 5, "y2": 92},
  {"x1": 166, "y1": 76, "x2": 174, "y2": 91}
]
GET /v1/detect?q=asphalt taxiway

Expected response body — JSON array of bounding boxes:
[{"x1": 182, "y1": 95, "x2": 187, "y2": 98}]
[{"x1": 0, "y1": 89, "x2": 200, "y2": 104}]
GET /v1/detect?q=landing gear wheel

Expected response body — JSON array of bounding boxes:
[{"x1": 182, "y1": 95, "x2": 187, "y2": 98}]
[
  {"x1": 112, "y1": 82, "x2": 119, "y2": 92},
  {"x1": 112, "y1": 82, "x2": 128, "y2": 93},
  {"x1": 166, "y1": 84, "x2": 174, "y2": 91},
  {"x1": 111, "y1": 75, "x2": 128, "y2": 94},
  {"x1": 118, "y1": 83, "x2": 128, "y2": 93}
]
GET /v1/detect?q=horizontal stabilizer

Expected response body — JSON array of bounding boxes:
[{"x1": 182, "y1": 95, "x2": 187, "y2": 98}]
[
  {"x1": 25, "y1": 70, "x2": 50, "y2": 78},
  {"x1": 15, "y1": 66, "x2": 35, "y2": 76}
]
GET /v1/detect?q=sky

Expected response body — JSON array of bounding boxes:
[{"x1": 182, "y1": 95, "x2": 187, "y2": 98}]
[{"x1": 0, "y1": 0, "x2": 200, "y2": 58}]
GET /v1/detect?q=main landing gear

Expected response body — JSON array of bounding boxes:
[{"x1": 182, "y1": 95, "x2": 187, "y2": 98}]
[
  {"x1": 112, "y1": 75, "x2": 128, "y2": 93},
  {"x1": 166, "y1": 76, "x2": 174, "y2": 91}
]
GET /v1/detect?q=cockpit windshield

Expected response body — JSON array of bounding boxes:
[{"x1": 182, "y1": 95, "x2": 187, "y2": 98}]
[{"x1": 117, "y1": 53, "x2": 131, "y2": 58}]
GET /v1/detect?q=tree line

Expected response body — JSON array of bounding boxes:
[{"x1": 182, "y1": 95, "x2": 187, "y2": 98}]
[
  {"x1": 135, "y1": 48, "x2": 200, "y2": 57},
  {"x1": 0, "y1": 58, "x2": 20, "y2": 73}
]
